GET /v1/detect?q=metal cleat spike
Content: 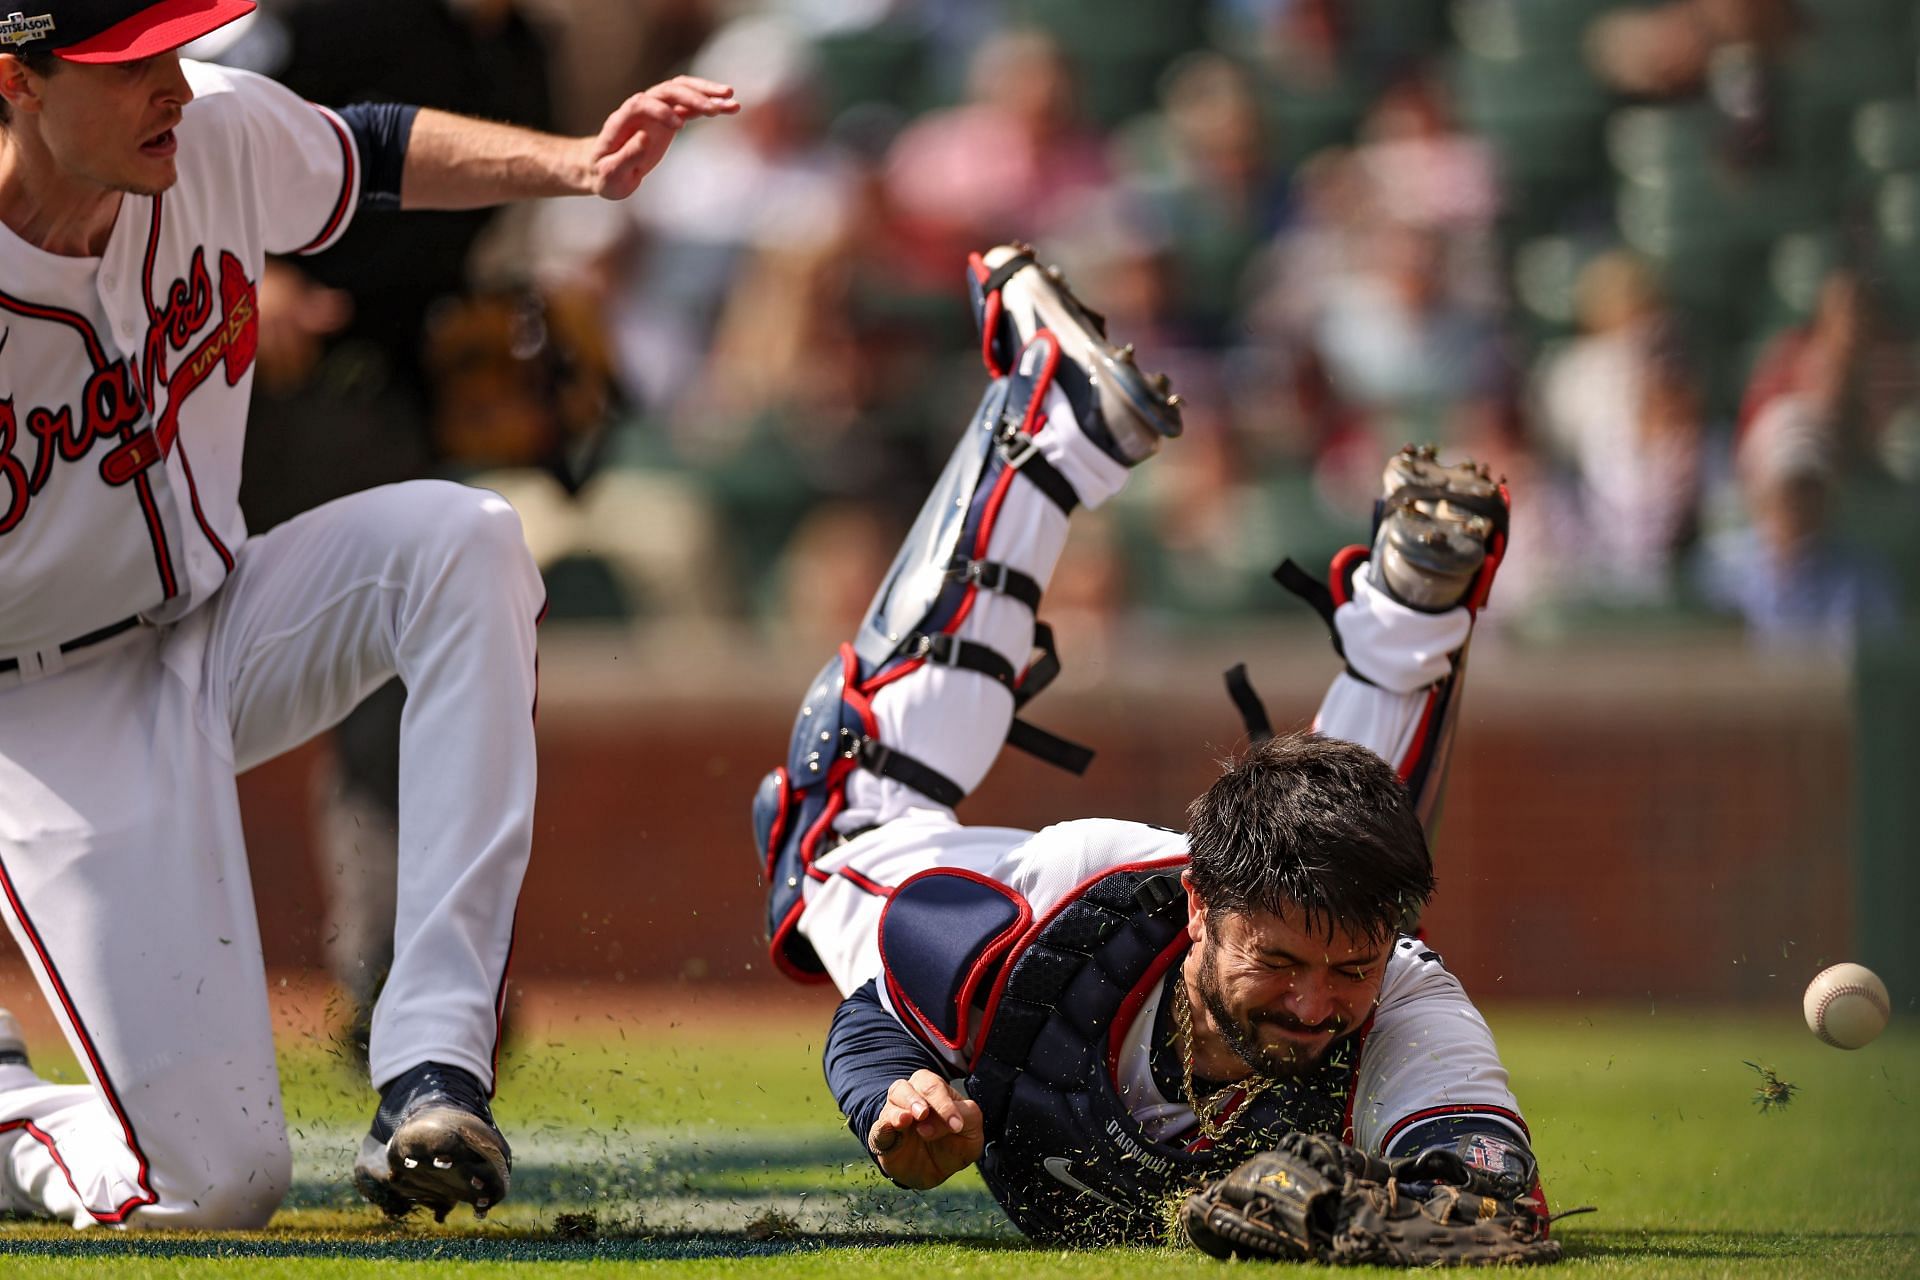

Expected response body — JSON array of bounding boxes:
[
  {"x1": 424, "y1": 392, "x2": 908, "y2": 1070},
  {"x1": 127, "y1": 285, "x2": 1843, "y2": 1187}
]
[
  {"x1": 402, "y1": 1157, "x2": 419, "y2": 1169},
  {"x1": 1166, "y1": 393, "x2": 1184, "y2": 409}
]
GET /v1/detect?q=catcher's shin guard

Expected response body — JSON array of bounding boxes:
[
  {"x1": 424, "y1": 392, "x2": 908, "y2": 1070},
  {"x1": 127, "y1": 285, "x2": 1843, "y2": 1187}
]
[{"x1": 753, "y1": 342, "x2": 1103, "y2": 982}]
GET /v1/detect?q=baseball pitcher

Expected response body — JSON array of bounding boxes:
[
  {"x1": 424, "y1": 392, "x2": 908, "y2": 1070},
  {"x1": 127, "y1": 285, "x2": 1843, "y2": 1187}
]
[{"x1": 0, "y1": 0, "x2": 734, "y2": 1228}]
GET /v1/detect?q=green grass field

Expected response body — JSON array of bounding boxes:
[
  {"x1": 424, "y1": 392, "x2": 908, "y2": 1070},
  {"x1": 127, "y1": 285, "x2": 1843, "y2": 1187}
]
[{"x1": 0, "y1": 1002, "x2": 1914, "y2": 1278}]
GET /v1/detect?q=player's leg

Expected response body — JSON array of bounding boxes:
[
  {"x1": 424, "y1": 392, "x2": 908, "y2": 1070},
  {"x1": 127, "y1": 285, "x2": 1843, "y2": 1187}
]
[
  {"x1": 1302, "y1": 447, "x2": 1510, "y2": 829},
  {"x1": 199, "y1": 478, "x2": 543, "y2": 1219},
  {"x1": 0, "y1": 635, "x2": 291, "y2": 1228},
  {"x1": 754, "y1": 244, "x2": 1183, "y2": 992}
]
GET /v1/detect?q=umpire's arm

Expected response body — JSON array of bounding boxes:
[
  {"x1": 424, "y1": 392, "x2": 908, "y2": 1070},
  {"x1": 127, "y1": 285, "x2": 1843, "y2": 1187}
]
[{"x1": 396, "y1": 76, "x2": 737, "y2": 209}]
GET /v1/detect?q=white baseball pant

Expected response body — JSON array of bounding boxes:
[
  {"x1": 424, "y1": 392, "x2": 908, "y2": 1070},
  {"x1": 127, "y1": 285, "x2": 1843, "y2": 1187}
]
[{"x1": 0, "y1": 480, "x2": 542, "y2": 1227}]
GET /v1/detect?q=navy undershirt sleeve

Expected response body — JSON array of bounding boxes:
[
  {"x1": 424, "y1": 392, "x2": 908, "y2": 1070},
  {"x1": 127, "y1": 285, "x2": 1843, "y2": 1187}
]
[
  {"x1": 336, "y1": 102, "x2": 420, "y2": 212},
  {"x1": 1387, "y1": 1114, "x2": 1538, "y2": 1199},
  {"x1": 824, "y1": 980, "x2": 948, "y2": 1173}
]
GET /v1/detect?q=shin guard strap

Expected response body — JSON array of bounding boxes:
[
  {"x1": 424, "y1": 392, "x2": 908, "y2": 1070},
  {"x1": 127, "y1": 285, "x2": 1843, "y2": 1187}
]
[
  {"x1": 1224, "y1": 662, "x2": 1275, "y2": 744},
  {"x1": 911, "y1": 632, "x2": 1017, "y2": 688},
  {"x1": 856, "y1": 737, "x2": 967, "y2": 808},
  {"x1": 996, "y1": 430, "x2": 1080, "y2": 515},
  {"x1": 1007, "y1": 719, "x2": 1095, "y2": 775},
  {"x1": 1014, "y1": 621, "x2": 1063, "y2": 706},
  {"x1": 1275, "y1": 559, "x2": 1337, "y2": 630},
  {"x1": 947, "y1": 556, "x2": 1043, "y2": 613}
]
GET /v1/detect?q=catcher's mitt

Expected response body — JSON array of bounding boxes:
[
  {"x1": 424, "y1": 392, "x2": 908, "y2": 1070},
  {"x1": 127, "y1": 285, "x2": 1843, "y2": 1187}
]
[{"x1": 1181, "y1": 1132, "x2": 1562, "y2": 1267}]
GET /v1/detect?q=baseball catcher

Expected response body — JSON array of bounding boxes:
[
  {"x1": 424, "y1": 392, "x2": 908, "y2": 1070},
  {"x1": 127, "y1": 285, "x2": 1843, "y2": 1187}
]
[{"x1": 749, "y1": 243, "x2": 1560, "y2": 1256}]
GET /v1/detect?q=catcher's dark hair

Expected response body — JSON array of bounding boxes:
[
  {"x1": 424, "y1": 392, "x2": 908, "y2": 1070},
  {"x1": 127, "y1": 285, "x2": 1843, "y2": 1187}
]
[
  {"x1": 1186, "y1": 733, "x2": 1434, "y2": 943},
  {"x1": 0, "y1": 50, "x2": 59, "y2": 128}
]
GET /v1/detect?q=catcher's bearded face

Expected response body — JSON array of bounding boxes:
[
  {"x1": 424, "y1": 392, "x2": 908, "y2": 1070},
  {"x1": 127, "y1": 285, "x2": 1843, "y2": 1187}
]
[
  {"x1": 19, "y1": 52, "x2": 192, "y2": 197},
  {"x1": 1184, "y1": 901, "x2": 1390, "y2": 1080}
]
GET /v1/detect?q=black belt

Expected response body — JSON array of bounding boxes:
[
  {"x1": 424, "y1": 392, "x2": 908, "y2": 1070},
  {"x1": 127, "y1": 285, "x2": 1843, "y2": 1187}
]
[{"x1": 0, "y1": 616, "x2": 141, "y2": 674}]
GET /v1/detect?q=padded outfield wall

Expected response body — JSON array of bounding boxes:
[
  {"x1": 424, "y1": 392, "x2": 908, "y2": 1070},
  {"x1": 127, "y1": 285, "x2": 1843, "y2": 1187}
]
[{"x1": 165, "y1": 624, "x2": 1865, "y2": 1009}]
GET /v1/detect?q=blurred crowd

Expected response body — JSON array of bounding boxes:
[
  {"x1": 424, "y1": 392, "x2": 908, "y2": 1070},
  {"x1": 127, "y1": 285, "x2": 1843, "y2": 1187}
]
[{"x1": 212, "y1": 0, "x2": 1920, "y2": 658}]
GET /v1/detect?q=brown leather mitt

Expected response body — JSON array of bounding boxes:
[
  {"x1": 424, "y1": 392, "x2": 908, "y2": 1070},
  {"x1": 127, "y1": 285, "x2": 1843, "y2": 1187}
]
[{"x1": 1182, "y1": 1132, "x2": 1563, "y2": 1268}]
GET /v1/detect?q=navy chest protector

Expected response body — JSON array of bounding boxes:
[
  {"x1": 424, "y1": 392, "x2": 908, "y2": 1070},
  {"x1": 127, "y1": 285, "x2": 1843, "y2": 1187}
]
[{"x1": 878, "y1": 864, "x2": 1361, "y2": 1245}]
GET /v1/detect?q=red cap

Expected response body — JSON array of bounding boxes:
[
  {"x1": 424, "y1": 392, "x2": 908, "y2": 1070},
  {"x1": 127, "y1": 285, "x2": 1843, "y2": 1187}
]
[{"x1": 24, "y1": 0, "x2": 257, "y2": 64}]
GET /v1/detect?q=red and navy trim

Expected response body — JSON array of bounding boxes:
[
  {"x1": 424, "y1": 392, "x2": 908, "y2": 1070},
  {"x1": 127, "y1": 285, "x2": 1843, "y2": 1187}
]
[
  {"x1": 0, "y1": 856, "x2": 159, "y2": 1222},
  {"x1": 838, "y1": 866, "x2": 892, "y2": 898},
  {"x1": 1377, "y1": 1102, "x2": 1531, "y2": 1154},
  {"x1": 879, "y1": 867, "x2": 1031, "y2": 1055},
  {"x1": 969, "y1": 854, "x2": 1190, "y2": 1071},
  {"x1": 1335, "y1": 1015, "x2": 1376, "y2": 1145},
  {"x1": 293, "y1": 107, "x2": 358, "y2": 256},
  {"x1": 1105, "y1": 930, "x2": 1188, "y2": 1082}
]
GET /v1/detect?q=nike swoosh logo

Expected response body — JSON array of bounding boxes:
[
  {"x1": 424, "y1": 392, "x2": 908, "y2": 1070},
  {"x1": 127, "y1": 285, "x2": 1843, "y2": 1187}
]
[{"x1": 1041, "y1": 1156, "x2": 1124, "y2": 1208}]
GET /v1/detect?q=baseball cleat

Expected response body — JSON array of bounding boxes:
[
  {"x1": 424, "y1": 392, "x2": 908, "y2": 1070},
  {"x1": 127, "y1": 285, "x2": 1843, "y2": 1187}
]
[
  {"x1": 977, "y1": 242, "x2": 1183, "y2": 465},
  {"x1": 351, "y1": 1061, "x2": 511, "y2": 1222},
  {"x1": 1370, "y1": 445, "x2": 1507, "y2": 612},
  {"x1": 0, "y1": 1009, "x2": 29, "y2": 1068}
]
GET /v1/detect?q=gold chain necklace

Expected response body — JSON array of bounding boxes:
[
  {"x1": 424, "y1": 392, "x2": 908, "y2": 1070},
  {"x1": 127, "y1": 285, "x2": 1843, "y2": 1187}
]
[{"x1": 1172, "y1": 977, "x2": 1275, "y2": 1142}]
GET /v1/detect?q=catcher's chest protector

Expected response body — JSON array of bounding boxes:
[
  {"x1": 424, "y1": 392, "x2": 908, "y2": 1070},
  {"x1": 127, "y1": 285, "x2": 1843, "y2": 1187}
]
[{"x1": 878, "y1": 865, "x2": 1361, "y2": 1244}]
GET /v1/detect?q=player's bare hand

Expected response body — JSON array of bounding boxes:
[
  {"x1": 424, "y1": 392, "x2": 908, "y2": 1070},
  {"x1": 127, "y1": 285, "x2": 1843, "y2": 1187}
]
[
  {"x1": 584, "y1": 77, "x2": 738, "y2": 201},
  {"x1": 866, "y1": 1070, "x2": 984, "y2": 1190}
]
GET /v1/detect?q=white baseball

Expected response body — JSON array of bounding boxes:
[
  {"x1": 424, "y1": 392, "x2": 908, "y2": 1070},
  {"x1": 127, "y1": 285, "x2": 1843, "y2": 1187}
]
[{"x1": 1803, "y1": 963, "x2": 1891, "y2": 1050}]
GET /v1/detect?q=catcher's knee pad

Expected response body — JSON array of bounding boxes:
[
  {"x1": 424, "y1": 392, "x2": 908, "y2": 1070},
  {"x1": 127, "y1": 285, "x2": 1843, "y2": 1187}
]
[{"x1": 754, "y1": 353, "x2": 1095, "y2": 981}]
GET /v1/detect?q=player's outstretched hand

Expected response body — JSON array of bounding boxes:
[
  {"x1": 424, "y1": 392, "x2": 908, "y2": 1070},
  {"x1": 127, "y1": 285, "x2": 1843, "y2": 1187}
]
[
  {"x1": 585, "y1": 77, "x2": 739, "y2": 201},
  {"x1": 866, "y1": 1069, "x2": 985, "y2": 1190}
]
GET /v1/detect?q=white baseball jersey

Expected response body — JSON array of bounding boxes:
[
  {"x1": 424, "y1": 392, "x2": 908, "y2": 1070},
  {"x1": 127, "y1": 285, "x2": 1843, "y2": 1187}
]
[
  {"x1": 0, "y1": 60, "x2": 357, "y2": 664},
  {"x1": 0, "y1": 60, "x2": 543, "y2": 1229},
  {"x1": 807, "y1": 814, "x2": 1527, "y2": 1157}
]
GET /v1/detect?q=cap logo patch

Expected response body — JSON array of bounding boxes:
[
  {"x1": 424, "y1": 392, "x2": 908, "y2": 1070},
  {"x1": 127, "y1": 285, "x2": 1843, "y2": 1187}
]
[{"x1": 0, "y1": 11, "x2": 54, "y2": 46}]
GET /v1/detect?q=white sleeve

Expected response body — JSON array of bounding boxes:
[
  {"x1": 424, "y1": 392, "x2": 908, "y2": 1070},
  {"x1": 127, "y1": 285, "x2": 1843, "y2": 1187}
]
[
  {"x1": 185, "y1": 61, "x2": 360, "y2": 256},
  {"x1": 1350, "y1": 938, "x2": 1529, "y2": 1157},
  {"x1": 992, "y1": 819, "x2": 1190, "y2": 917}
]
